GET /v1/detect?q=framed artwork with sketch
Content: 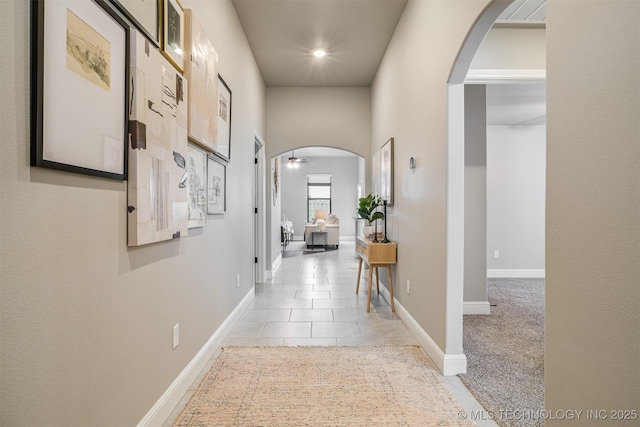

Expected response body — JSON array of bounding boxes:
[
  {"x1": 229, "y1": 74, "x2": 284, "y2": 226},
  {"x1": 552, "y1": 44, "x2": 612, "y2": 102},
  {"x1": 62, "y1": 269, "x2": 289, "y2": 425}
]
[
  {"x1": 207, "y1": 155, "x2": 226, "y2": 214},
  {"x1": 214, "y1": 75, "x2": 232, "y2": 161},
  {"x1": 162, "y1": 0, "x2": 185, "y2": 72},
  {"x1": 30, "y1": 0, "x2": 129, "y2": 180}
]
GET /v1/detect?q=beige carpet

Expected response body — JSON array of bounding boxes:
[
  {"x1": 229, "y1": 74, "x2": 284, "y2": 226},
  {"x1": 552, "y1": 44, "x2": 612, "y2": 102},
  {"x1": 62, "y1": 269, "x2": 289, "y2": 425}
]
[{"x1": 173, "y1": 346, "x2": 474, "y2": 426}]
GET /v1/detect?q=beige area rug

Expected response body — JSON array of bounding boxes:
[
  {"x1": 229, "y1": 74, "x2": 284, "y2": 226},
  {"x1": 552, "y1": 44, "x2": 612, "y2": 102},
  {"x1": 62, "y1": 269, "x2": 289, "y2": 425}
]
[{"x1": 173, "y1": 346, "x2": 474, "y2": 426}]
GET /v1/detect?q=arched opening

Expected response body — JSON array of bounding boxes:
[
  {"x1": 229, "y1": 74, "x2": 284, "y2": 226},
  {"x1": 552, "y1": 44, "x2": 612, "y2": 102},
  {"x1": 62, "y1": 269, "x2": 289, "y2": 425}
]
[
  {"x1": 448, "y1": 0, "x2": 547, "y2": 417},
  {"x1": 269, "y1": 146, "x2": 365, "y2": 265}
]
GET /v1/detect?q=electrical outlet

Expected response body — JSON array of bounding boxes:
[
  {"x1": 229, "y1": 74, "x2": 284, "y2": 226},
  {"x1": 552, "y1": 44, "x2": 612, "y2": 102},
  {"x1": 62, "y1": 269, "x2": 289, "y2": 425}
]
[
  {"x1": 172, "y1": 324, "x2": 179, "y2": 349},
  {"x1": 406, "y1": 280, "x2": 411, "y2": 294},
  {"x1": 236, "y1": 274, "x2": 240, "y2": 288},
  {"x1": 493, "y1": 250, "x2": 500, "y2": 259}
]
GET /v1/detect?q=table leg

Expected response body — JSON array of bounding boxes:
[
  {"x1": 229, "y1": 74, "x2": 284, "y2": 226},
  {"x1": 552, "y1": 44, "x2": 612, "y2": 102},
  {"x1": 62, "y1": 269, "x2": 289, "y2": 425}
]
[
  {"x1": 356, "y1": 258, "x2": 363, "y2": 294},
  {"x1": 387, "y1": 265, "x2": 395, "y2": 312},
  {"x1": 375, "y1": 266, "x2": 380, "y2": 294},
  {"x1": 367, "y1": 265, "x2": 373, "y2": 312}
]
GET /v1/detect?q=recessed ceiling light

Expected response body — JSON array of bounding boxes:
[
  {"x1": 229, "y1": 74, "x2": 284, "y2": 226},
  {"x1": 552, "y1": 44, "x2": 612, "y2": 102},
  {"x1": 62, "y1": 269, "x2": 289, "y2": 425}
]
[{"x1": 313, "y1": 49, "x2": 326, "y2": 58}]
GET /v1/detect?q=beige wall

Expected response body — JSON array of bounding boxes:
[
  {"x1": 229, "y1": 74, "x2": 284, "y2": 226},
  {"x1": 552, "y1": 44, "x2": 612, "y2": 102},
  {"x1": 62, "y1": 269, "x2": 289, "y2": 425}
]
[
  {"x1": 470, "y1": 27, "x2": 546, "y2": 70},
  {"x1": 546, "y1": 0, "x2": 639, "y2": 422},
  {"x1": 0, "y1": 1, "x2": 265, "y2": 425},
  {"x1": 371, "y1": 0, "x2": 493, "y2": 353},
  {"x1": 3, "y1": 0, "x2": 638, "y2": 424},
  {"x1": 266, "y1": 87, "x2": 371, "y2": 159}
]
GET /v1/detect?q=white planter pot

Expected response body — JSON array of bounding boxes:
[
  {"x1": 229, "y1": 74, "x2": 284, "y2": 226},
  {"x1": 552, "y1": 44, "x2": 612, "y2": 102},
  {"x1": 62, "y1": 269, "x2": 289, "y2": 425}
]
[{"x1": 362, "y1": 224, "x2": 385, "y2": 239}]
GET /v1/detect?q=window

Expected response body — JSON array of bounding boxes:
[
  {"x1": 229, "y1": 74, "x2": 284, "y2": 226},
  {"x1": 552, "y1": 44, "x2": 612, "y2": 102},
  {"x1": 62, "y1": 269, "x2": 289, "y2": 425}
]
[{"x1": 307, "y1": 174, "x2": 331, "y2": 222}]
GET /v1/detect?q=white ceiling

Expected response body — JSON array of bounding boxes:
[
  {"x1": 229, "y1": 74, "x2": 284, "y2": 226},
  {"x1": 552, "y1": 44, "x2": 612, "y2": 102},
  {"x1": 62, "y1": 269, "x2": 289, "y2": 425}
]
[
  {"x1": 231, "y1": 0, "x2": 408, "y2": 87},
  {"x1": 232, "y1": 0, "x2": 545, "y2": 88},
  {"x1": 495, "y1": 0, "x2": 546, "y2": 25},
  {"x1": 233, "y1": 0, "x2": 546, "y2": 151}
]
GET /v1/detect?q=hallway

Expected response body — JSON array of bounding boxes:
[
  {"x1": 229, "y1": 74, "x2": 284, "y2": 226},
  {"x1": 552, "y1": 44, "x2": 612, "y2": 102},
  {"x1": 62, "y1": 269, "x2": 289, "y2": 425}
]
[
  {"x1": 164, "y1": 240, "x2": 496, "y2": 426},
  {"x1": 226, "y1": 240, "x2": 417, "y2": 346}
]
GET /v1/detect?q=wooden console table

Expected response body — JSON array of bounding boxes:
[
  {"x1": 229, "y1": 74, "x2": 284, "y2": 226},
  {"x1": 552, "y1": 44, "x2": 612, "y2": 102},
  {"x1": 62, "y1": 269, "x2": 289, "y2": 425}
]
[{"x1": 355, "y1": 237, "x2": 397, "y2": 312}]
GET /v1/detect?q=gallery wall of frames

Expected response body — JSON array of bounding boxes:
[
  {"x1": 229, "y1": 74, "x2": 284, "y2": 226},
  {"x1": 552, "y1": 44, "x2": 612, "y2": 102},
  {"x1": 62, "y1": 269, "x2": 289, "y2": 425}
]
[{"x1": 31, "y1": 0, "x2": 231, "y2": 247}]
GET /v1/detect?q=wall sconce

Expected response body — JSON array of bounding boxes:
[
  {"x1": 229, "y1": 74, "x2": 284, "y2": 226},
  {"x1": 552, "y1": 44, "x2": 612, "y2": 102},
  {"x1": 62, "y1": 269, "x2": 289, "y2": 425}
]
[{"x1": 409, "y1": 157, "x2": 416, "y2": 170}]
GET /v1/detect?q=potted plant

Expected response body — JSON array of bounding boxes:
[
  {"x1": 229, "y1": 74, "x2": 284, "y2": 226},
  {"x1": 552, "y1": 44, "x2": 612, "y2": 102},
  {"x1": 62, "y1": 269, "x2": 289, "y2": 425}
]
[{"x1": 357, "y1": 193, "x2": 384, "y2": 238}]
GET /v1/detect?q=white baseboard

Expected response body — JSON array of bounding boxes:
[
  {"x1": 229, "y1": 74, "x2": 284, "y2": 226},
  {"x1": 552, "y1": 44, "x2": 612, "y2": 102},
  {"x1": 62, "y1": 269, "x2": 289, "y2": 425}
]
[
  {"x1": 487, "y1": 269, "x2": 545, "y2": 278},
  {"x1": 137, "y1": 288, "x2": 255, "y2": 427},
  {"x1": 267, "y1": 253, "x2": 283, "y2": 280},
  {"x1": 375, "y1": 276, "x2": 467, "y2": 376},
  {"x1": 463, "y1": 301, "x2": 491, "y2": 315}
]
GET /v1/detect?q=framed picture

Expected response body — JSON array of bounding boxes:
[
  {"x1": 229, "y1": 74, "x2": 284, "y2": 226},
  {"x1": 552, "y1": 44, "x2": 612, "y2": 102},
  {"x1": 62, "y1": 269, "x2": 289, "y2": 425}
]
[
  {"x1": 162, "y1": 0, "x2": 184, "y2": 72},
  {"x1": 31, "y1": 0, "x2": 129, "y2": 180},
  {"x1": 110, "y1": 0, "x2": 160, "y2": 46},
  {"x1": 215, "y1": 75, "x2": 232, "y2": 161},
  {"x1": 380, "y1": 137, "x2": 394, "y2": 206},
  {"x1": 127, "y1": 29, "x2": 189, "y2": 246},
  {"x1": 186, "y1": 144, "x2": 208, "y2": 227},
  {"x1": 184, "y1": 10, "x2": 218, "y2": 152},
  {"x1": 207, "y1": 155, "x2": 226, "y2": 214}
]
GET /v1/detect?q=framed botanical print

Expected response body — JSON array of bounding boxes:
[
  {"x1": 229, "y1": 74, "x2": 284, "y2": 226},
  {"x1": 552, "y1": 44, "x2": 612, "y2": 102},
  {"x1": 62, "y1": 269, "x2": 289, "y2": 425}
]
[
  {"x1": 184, "y1": 9, "x2": 218, "y2": 152},
  {"x1": 111, "y1": 0, "x2": 160, "y2": 46},
  {"x1": 215, "y1": 75, "x2": 232, "y2": 161},
  {"x1": 380, "y1": 137, "x2": 394, "y2": 206},
  {"x1": 207, "y1": 155, "x2": 226, "y2": 214},
  {"x1": 162, "y1": 0, "x2": 184, "y2": 72},
  {"x1": 31, "y1": 0, "x2": 129, "y2": 180}
]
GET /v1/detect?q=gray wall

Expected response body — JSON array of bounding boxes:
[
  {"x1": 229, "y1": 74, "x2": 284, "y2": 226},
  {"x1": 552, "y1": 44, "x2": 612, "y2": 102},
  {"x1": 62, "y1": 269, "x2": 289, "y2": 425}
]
[
  {"x1": 546, "y1": 0, "x2": 639, "y2": 420},
  {"x1": 280, "y1": 156, "x2": 361, "y2": 240},
  {"x1": 0, "y1": 1, "x2": 266, "y2": 425},
  {"x1": 487, "y1": 125, "x2": 546, "y2": 275},
  {"x1": 464, "y1": 85, "x2": 488, "y2": 303}
]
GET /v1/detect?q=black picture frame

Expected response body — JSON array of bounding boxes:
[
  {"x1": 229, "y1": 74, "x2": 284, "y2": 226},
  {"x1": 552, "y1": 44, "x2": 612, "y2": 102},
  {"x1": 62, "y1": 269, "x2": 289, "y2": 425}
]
[
  {"x1": 31, "y1": 0, "x2": 130, "y2": 180},
  {"x1": 215, "y1": 75, "x2": 232, "y2": 162},
  {"x1": 110, "y1": 0, "x2": 161, "y2": 47}
]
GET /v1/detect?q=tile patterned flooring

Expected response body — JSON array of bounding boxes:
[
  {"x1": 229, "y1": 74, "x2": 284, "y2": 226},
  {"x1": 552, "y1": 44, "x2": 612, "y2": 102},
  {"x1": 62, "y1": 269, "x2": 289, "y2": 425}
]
[
  {"x1": 164, "y1": 240, "x2": 497, "y2": 426},
  {"x1": 223, "y1": 240, "x2": 418, "y2": 347}
]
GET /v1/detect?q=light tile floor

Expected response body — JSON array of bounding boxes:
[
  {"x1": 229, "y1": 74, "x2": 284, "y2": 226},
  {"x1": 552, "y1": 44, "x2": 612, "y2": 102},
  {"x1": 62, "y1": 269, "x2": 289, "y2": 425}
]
[
  {"x1": 164, "y1": 240, "x2": 497, "y2": 426},
  {"x1": 223, "y1": 240, "x2": 418, "y2": 347}
]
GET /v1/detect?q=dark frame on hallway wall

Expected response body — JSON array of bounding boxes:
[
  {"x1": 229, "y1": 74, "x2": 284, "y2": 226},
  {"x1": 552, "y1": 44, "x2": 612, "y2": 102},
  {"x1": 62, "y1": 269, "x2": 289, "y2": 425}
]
[
  {"x1": 31, "y1": 0, "x2": 130, "y2": 180},
  {"x1": 110, "y1": 0, "x2": 161, "y2": 46},
  {"x1": 214, "y1": 75, "x2": 232, "y2": 162}
]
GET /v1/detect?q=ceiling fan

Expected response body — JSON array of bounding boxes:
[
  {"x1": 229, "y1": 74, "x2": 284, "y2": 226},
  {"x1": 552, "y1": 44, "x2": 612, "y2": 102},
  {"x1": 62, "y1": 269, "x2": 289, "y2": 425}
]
[{"x1": 282, "y1": 150, "x2": 312, "y2": 168}]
